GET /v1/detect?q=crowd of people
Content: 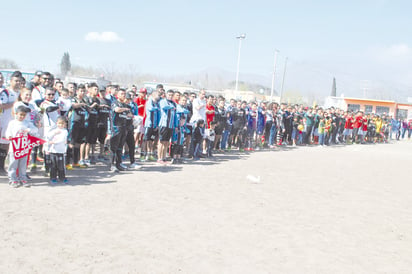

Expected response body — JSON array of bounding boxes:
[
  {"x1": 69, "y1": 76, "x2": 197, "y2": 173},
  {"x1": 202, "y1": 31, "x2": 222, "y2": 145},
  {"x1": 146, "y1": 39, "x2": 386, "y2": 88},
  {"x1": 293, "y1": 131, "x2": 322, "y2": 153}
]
[{"x1": 1, "y1": 70, "x2": 412, "y2": 188}]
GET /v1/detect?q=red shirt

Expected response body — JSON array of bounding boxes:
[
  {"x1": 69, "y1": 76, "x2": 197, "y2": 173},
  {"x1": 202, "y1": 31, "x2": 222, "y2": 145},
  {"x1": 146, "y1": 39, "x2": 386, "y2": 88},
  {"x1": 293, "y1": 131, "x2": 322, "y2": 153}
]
[
  {"x1": 206, "y1": 104, "x2": 215, "y2": 128},
  {"x1": 362, "y1": 118, "x2": 368, "y2": 131},
  {"x1": 344, "y1": 117, "x2": 353, "y2": 129},
  {"x1": 353, "y1": 116, "x2": 362, "y2": 128},
  {"x1": 134, "y1": 97, "x2": 146, "y2": 117}
]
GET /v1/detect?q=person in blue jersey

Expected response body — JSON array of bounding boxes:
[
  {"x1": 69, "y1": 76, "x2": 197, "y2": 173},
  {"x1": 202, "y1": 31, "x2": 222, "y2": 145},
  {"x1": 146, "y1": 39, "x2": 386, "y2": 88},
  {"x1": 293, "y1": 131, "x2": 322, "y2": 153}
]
[
  {"x1": 67, "y1": 84, "x2": 88, "y2": 168},
  {"x1": 109, "y1": 89, "x2": 130, "y2": 172},
  {"x1": 255, "y1": 102, "x2": 266, "y2": 149},
  {"x1": 157, "y1": 89, "x2": 176, "y2": 165},
  {"x1": 96, "y1": 87, "x2": 111, "y2": 161},
  {"x1": 142, "y1": 90, "x2": 160, "y2": 162},
  {"x1": 245, "y1": 102, "x2": 258, "y2": 151},
  {"x1": 170, "y1": 95, "x2": 189, "y2": 164}
]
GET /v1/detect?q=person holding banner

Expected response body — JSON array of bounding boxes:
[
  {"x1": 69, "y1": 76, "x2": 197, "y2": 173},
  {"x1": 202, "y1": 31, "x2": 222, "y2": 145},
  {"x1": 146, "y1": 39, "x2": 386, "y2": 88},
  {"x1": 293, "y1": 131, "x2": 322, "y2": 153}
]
[{"x1": 6, "y1": 105, "x2": 40, "y2": 187}]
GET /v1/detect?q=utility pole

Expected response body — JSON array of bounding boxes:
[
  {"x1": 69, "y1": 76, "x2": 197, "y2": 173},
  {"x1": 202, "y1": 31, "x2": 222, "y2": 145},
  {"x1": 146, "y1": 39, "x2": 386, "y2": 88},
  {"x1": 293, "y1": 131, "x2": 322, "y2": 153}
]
[{"x1": 270, "y1": 49, "x2": 279, "y2": 102}]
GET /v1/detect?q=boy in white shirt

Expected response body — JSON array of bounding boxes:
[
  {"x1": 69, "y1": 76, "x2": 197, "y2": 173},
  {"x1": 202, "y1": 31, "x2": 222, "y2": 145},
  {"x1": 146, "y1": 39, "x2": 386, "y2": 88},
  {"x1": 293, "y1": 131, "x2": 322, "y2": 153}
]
[
  {"x1": 56, "y1": 88, "x2": 72, "y2": 117},
  {"x1": 6, "y1": 105, "x2": 39, "y2": 187},
  {"x1": 46, "y1": 117, "x2": 68, "y2": 184}
]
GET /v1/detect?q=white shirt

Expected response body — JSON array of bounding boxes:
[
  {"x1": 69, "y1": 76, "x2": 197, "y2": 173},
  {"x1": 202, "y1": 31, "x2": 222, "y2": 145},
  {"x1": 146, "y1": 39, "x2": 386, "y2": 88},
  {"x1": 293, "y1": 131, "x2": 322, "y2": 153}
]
[
  {"x1": 5, "y1": 119, "x2": 39, "y2": 152},
  {"x1": 190, "y1": 97, "x2": 206, "y2": 124},
  {"x1": 13, "y1": 101, "x2": 39, "y2": 125},
  {"x1": 46, "y1": 127, "x2": 68, "y2": 154},
  {"x1": 0, "y1": 89, "x2": 19, "y2": 144},
  {"x1": 41, "y1": 100, "x2": 60, "y2": 135},
  {"x1": 56, "y1": 97, "x2": 72, "y2": 112}
]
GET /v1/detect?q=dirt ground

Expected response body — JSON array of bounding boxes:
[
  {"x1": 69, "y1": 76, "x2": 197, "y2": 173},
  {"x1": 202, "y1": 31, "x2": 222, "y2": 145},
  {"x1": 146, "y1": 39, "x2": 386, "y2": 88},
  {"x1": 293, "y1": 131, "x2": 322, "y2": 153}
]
[{"x1": 1, "y1": 140, "x2": 412, "y2": 273}]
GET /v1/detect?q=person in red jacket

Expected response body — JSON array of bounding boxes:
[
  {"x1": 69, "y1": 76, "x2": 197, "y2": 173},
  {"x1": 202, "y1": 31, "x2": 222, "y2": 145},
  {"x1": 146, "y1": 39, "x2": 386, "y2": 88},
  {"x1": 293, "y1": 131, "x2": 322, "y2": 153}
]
[
  {"x1": 133, "y1": 88, "x2": 147, "y2": 152},
  {"x1": 352, "y1": 111, "x2": 363, "y2": 143},
  {"x1": 343, "y1": 112, "x2": 353, "y2": 144}
]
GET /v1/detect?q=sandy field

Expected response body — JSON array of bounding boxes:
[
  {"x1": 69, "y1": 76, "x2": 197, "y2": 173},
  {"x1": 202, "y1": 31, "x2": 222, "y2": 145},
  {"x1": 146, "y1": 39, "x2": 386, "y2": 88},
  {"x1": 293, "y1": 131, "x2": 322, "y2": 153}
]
[{"x1": 1, "y1": 140, "x2": 412, "y2": 273}]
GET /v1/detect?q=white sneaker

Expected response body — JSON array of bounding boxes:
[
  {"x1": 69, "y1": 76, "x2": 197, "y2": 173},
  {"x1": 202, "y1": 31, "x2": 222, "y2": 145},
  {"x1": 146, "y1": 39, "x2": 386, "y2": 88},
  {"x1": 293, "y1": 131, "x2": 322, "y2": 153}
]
[
  {"x1": 119, "y1": 163, "x2": 128, "y2": 170},
  {"x1": 110, "y1": 166, "x2": 119, "y2": 173},
  {"x1": 129, "y1": 163, "x2": 142, "y2": 170}
]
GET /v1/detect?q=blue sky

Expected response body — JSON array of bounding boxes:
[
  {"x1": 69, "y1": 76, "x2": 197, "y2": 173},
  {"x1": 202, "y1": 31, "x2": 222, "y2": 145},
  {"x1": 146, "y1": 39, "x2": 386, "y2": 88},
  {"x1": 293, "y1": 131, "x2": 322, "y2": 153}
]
[{"x1": 1, "y1": 0, "x2": 412, "y2": 97}]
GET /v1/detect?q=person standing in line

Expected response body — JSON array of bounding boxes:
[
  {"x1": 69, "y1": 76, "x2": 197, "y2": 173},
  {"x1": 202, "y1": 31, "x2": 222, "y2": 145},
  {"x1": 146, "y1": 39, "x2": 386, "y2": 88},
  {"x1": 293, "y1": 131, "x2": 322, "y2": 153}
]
[
  {"x1": 109, "y1": 89, "x2": 130, "y2": 172},
  {"x1": 6, "y1": 105, "x2": 39, "y2": 187},
  {"x1": 157, "y1": 89, "x2": 176, "y2": 164},
  {"x1": 46, "y1": 116, "x2": 68, "y2": 184}
]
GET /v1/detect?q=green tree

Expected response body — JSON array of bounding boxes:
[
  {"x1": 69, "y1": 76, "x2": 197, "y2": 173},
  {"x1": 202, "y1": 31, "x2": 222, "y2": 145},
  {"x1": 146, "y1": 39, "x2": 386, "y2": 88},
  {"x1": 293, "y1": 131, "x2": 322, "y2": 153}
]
[{"x1": 60, "y1": 52, "x2": 71, "y2": 76}]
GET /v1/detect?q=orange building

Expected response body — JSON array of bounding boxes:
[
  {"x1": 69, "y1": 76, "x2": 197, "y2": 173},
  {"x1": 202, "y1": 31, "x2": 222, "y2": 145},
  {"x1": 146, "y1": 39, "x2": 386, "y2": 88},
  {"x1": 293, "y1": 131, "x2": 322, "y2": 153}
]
[{"x1": 325, "y1": 96, "x2": 412, "y2": 120}]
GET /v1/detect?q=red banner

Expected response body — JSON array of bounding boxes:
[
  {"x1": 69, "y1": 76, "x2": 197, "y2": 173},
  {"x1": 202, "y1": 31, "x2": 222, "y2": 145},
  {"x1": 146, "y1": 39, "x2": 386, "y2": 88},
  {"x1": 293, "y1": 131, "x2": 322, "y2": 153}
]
[{"x1": 11, "y1": 134, "x2": 46, "y2": 159}]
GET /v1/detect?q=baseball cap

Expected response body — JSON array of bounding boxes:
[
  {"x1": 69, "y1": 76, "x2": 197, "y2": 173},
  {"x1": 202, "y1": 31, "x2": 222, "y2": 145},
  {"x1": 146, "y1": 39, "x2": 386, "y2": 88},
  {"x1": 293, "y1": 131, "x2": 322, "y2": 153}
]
[
  {"x1": 139, "y1": 88, "x2": 147, "y2": 93},
  {"x1": 34, "y1": 70, "x2": 43, "y2": 76}
]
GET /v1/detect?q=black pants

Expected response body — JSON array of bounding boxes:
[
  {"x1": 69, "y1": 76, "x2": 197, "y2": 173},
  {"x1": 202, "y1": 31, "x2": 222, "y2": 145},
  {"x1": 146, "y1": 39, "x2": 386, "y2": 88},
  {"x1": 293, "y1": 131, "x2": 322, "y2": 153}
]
[
  {"x1": 110, "y1": 127, "x2": 126, "y2": 168},
  {"x1": 50, "y1": 153, "x2": 66, "y2": 180},
  {"x1": 125, "y1": 126, "x2": 135, "y2": 164},
  {"x1": 264, "y1": 121, "x2": 273, "y2": 146}
]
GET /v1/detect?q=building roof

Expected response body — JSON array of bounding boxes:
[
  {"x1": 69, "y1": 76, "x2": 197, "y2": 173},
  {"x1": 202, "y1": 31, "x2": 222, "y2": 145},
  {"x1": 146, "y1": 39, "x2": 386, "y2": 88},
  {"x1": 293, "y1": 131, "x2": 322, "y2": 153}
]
[{"x1": 329, "y1": 96, "x2": 396, "y2": 104}]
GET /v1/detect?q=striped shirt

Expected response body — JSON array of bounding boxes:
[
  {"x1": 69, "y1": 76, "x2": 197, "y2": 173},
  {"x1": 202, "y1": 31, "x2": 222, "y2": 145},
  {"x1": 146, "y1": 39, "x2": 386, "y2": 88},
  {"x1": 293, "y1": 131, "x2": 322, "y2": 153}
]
[
  {"x1": 144, "y1": 97, "x2": 160, "y2": 128},
  {"x1": 159, "y1": 98, "x2": 176, "y2": 129}
]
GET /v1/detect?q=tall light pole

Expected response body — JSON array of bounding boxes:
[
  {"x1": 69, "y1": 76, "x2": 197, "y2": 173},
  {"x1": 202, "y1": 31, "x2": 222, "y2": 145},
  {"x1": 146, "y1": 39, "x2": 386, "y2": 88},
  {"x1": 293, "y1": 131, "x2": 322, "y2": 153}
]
[
  {"x1": 270, "y1": 49, "x2": 279, "y2": 102},
  {"x1": 235, "y1": 33, "x2": 246, "y2": 95},
  {"x1": 280, "y1": 57, "x2": 288, "y2": 103}
]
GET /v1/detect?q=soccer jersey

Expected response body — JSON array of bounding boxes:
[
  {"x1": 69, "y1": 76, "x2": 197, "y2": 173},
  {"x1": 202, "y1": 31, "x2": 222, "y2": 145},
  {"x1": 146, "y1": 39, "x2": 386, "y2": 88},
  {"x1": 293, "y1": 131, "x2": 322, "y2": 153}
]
[
  {"x1": 85, "y1": 96, "x2": 100, "y2": 126},
  {"x1": 69, "y1": 97, "x2": 88, "y2": 124},
  {"x1": 144, "y1": 97, "x2": 160, "y2": 128},
  {"x1": 206, "y1": 104, "x2": 215, "y2": 128},
  {"x1": 110, "y1": 100, "x2": 129, "y2": 135},
  {"x1": 159, "y1": 98, "x2": 176, "y2": 129},
  {"x1": 97, "y1": 97, "x2": 111, "y2": 128}
]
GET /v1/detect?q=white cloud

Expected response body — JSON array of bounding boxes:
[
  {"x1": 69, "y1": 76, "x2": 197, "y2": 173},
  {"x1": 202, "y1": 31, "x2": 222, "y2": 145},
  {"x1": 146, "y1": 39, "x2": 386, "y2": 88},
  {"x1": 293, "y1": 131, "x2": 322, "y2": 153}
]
[
  {"x1": 385, "y1": 44, "x2": 411, "y2": 57},
  {"x1": 84, "y1": 32, "x2": 124, "y2": 43}
]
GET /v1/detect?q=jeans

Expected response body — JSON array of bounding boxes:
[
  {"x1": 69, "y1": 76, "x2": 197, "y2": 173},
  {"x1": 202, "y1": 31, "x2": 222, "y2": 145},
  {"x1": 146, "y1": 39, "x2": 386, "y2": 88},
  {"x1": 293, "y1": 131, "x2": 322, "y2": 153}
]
[
  {"x1": 319, "y1": 133, "x2": 325, "y2": 145},
  {"x1": 298, "y1": 132, "x2": 305, "y2": 145},
  {"x1": 221, "y1": 125, "x2": 232, "y2": 149},
  {"x1": 401, "y1": 128, "x2": 407, "y2": 139},
  {"x1": 8, "y1": 154, "x2": 29, "y2": 182},
  {"x1": 269, "y1": 124, "x2": 277, "y2": 146},
  {"x1": 193, "y1": 141, "x2": 202, "y2": 159}
]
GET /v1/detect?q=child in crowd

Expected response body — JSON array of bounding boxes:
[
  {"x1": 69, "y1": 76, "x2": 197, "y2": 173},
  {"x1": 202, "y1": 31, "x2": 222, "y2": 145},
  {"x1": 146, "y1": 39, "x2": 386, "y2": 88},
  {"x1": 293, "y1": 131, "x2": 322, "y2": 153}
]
[
  {"x1": 193, "y1": 119, "x2": 205, "y2": 160},
  {"x1": 46, "y1": 116, "x2": 68, "y2": 184},
  {"x1": 205, "y1": 121, "x2": 217, "y2": 157},
  {"x1": 292, "y1": 116, "x2": 299, "y2": 146},
  {"x1": 6, "y1": 105, "x2": 39, "y2": 188},
  {"x1": 318, "y1": 117, "x2": 326, "y2": 146},
  {"x1": 56, "y1": 88, "x2": 72, "y2": 117}
]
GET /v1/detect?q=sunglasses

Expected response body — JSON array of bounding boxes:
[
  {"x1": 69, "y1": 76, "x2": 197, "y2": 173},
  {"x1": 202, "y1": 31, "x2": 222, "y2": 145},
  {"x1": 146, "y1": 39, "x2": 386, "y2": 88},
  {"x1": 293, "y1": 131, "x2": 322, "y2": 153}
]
[
  {"x1": 43, "y1": 78, "x2": 50, "y2": 80},
  {"x1": 46, "y1": 93, "x2": 55, "y2": 96}
]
